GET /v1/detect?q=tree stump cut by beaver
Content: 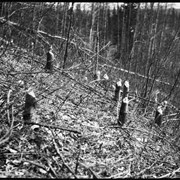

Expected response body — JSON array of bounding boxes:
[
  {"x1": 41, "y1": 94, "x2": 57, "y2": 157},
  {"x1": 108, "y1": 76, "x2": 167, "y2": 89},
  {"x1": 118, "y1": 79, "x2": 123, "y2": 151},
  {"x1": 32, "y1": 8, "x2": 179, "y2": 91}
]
[
  {"x1": 93, "y1": 70, "x2": 101, "y2": 81},
  {"x1": 114, "y1": 79, "x2": 122, "y2": 101},
  {"x1": 23, "y1": 88, "x2": 37, "y2": 122},
  {"x1": 154, "y1": 101, "x2": 167, "y2": 127},
  {"x1": 45, "y1": 46, "x2": 54, "y2": 72},
  {"x1": 118, "y1": 81, "x2": 129, "y2": 126},
  {"x1": 118, "y1": 97, "x2": 129, "y2": 126}
]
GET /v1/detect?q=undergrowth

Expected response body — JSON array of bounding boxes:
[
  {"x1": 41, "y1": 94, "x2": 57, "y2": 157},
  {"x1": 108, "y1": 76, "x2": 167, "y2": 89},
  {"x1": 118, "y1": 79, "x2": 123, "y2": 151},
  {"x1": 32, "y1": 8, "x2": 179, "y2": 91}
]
[{"x1": 0, "y1": 47, "x2": 180, "y2": 178}]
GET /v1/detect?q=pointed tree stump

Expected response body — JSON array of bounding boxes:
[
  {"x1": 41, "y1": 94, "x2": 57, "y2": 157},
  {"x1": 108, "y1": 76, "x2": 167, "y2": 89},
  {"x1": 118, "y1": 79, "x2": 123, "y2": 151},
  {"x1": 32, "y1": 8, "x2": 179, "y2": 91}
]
[
  {"x1": 101, "y1": 73, "x2": 109, "y2": 92},
  {"x1": 23, "y1": 88, "x2": 37, "y2": 122},
  {"x1": 118, "y1": 97, "x2": 129, "y2": 126},
  {"x1": 154, "y1": 100, "x2": 168, "y2": 127},
  {"x1": 113, "y1": 79, "x2": 122, "y2": 101},
  {"x1": 118, "y1": 80, "x2": 129, "y2": 126},
  {"x1": 103, "y1": 73, "x2": 109, "y2": 81},
  {"x1": 93, "y1": 70, "x2": 101, "y2": 81},
  {"x1": 122, "y1": 80, "x2": 129, "y2": 98},
  {"x1": 154, "y1": 106, "x2": 163, "y2": 127},
  {"x1": 45, "y1": 46, "x2": 54, "y2": 73}
]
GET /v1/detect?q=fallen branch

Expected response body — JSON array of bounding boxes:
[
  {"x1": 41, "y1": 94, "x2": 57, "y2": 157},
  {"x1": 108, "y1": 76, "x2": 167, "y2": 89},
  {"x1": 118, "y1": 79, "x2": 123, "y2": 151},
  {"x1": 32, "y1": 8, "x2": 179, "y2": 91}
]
[
  {"x1": 78, "y1": 161, "x2": 99, "y2": 179},
  {"x1": 7, "y1": 89, "x2": 12, "y2": 125},
  {"x1": 0, "y1": 105, "x2": 15, "y2": 146},
  {"x1": 100, "y1": 64, "x2": 173, "y2": 87},
  {"x1": 53, "y1": 138, "x2": 78, "y2": 179},
  {"x1": 0, "y1": 129, "x2": 11, "y2": 146},
  {"x1": 21, "y1": 159, "x2": 48, "y2": 172},
  {"x1": 46, "y1": 158, "x2": 58, "y2": 178},
  {"x1": 134, "y1": 161, "x2": 157, "y2": 177},
  {"x1": 24, "y1": 121, "x2": 81, "y2": 134}
]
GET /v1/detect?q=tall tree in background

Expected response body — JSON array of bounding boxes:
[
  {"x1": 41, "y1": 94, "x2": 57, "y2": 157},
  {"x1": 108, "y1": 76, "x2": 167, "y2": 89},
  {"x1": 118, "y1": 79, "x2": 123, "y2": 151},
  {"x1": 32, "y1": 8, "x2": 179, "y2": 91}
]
[
  {"x1": 63, "y1": 2, "x2": 74, "y2": 69},
  {"x1": 62, "y1": 2, "x2": 69, "y2": 37},
  {"x1": 129, "y1": 3, "x2": 140, "y2": 81},
  {"x1": 120, "y1": 4, "x2": 126, "y2": 60},
  {"x1": 103, "y1": 3, "x2": 108, "y2": 46},
  {"x1": 117, "y1": 4, "x2": 121, "y2": 49},
  {"x1": 95, "y1": 3, "x2": 101, "y2": 74},
  {"x1": 89, "y1": 3, "x2": 97, "y2": 51},
  {"x1": 119, "y1": 3, "x2": 137, "y2": 70},
  {"x1": 89, "y1": 3, "x2": 100, "y2": 75}
]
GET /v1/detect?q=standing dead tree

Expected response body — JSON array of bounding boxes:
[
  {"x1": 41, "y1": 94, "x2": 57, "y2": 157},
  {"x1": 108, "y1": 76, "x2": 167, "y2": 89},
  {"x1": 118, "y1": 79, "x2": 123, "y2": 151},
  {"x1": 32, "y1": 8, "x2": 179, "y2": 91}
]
[
  {"x1": 89, "y1": 3, "x2": 101, "y2": 80},
  {"x1": 63, "y1": 2, "x2": 74, "y2": 69}
]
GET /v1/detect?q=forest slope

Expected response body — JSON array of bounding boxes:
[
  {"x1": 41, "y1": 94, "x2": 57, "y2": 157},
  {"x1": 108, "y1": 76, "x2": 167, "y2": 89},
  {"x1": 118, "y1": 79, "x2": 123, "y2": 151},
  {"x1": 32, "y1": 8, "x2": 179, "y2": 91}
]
[{"x1": 0, "y1": 45, "x2": 180, "y2": 178}]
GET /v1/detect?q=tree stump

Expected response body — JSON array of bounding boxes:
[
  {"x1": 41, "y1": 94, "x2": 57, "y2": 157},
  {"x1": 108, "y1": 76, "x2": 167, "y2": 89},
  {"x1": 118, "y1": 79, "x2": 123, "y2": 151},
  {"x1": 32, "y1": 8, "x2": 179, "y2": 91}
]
[
  {"x1": 93, "y1": 70, "x2": 101, "y2": 81},
  {"x1": 118, "y1": 97, "x2": 129, "y2": 126},
  {"x1": 117, "y1": 80, "x2": 129, "y2": 126},
  {"x1": 45, "y1": 46, "x2": 54, "y2": 73},
  {"x1": 122, "y1": 80, "x2": 129, "y2": 98},
  {"x1": 102, "y1": 73, "x2": 109, "y2": 92},
  {"x1": 23, "y1": 88, "x2": 37, "y2": 122},
  {"x1": 154, "y1": 100, "x2": 168, "y2": 127},
  {"x1": 113, "y1": 79, "x2": 122, "y2": 101},
  {"x1": 154, "y1": 106, "x2": 163, "y2": 126}
]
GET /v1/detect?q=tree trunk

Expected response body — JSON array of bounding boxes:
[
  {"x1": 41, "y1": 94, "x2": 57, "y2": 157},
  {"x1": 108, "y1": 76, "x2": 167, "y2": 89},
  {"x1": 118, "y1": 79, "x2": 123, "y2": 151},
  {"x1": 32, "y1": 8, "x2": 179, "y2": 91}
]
[
  {"x1": 89, "y1": 3, "x2": 96, "y2": 50},
  {"x1": 63, "y1": 2, "x2": 74, "y2": 69},
  {"x1": 120, "y1": 4, "x2": 126, "y2": 59},
  {"x1": 118, "y1": 81, "x2": 129, "y2": 126}
]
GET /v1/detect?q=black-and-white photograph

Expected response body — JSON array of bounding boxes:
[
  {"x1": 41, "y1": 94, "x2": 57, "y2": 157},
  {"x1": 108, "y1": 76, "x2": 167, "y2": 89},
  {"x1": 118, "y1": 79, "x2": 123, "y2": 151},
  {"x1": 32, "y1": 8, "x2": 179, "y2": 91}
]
[{"x1": 0, "y1": 2, "x2": 180, "y2": 178}]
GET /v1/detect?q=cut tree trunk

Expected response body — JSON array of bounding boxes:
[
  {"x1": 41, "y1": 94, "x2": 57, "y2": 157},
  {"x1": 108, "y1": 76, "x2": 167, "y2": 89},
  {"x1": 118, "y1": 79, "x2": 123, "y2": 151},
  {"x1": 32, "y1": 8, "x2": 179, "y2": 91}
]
[
  {"x1": 118, "y1": 97, "x2": 129, "y2": 126},
  {"x1": 118, "y1": 81, "x2": 129, "y2": 126},
  {"x1": 23, "y1": 88, "x2": 37, "y2": 122},
  {"x1": 113, "y1": 79, "x2": 122, "y2": 101},
  {"x1": 45, "y1": 47, "x2": 54, "y2": 73}
]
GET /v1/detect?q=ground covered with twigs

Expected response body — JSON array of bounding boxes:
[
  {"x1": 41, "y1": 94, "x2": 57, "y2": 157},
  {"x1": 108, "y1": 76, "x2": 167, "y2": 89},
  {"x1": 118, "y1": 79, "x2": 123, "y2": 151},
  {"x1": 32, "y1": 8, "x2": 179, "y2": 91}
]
[{"x1": 1, "y1": 49, "x2": 180, "y2": 178}]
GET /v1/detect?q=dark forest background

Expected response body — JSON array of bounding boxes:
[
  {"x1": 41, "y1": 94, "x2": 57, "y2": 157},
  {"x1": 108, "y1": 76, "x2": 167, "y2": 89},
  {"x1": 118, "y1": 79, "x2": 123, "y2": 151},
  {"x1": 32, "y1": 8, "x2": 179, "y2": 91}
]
[{"x1": 1, "y1": 2, "x2": 180, "y2": 106}]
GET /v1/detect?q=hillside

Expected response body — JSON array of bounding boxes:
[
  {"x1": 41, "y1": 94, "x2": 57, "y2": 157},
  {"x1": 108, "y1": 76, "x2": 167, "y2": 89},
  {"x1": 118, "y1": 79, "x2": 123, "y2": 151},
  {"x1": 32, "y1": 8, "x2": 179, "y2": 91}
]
[
  {"x1": 1, "y1": 2, "x2": 180, "y2": 178},
  {"x1": 0, "y1": 38, "x2": 180, "y2": 178}
]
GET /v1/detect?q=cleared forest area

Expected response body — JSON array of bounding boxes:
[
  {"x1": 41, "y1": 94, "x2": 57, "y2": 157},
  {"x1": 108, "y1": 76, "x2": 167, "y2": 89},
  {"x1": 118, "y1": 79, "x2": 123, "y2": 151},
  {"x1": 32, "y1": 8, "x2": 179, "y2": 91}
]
[{"x1": 1, "y1": 2, "x2": 180, "y2": 178}]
